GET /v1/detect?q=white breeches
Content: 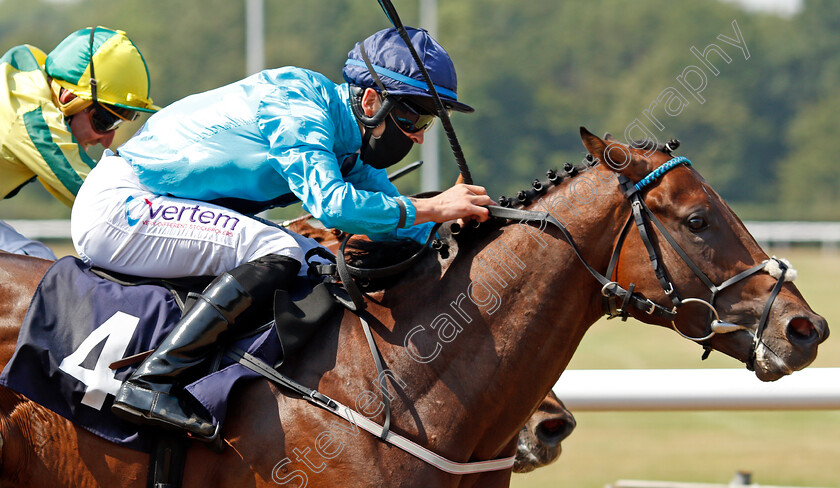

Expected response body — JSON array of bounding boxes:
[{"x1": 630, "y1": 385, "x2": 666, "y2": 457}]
[{"x1": 71, "y1": 154, "x2": 307, "y2": 278}]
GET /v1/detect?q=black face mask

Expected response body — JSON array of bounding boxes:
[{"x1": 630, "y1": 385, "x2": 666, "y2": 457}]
[{"x1": 359, "y1": 115, "x2": 414, "y2": 170}]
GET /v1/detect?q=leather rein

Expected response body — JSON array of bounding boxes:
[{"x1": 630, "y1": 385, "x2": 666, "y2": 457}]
[
  {"x1": 609, "y1": 156, "x2": 792, "y2": 370},
  {"x1": 234, "y1": 155, "x2": 793, "y2": 475},
  {"x1": 486, "y1": 156, "x2": 793, "y2": 369}
]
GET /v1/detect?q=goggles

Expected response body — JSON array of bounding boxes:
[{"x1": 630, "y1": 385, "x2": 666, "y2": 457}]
[
  {"x1": 89, "y1": 103, "x2": 138, "y2": 134},
  {"x1": 390, "y1": 98, "x2": 443, "y2": 134}
]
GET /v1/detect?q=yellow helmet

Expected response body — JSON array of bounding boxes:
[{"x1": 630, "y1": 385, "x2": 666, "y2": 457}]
[{"x1": 46, "y1": 26, "x2": 158, "y2": 119}]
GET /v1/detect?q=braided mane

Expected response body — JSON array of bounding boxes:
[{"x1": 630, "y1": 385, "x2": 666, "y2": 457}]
[
  {"x1": 497, "y1": 154, "x2": 596, "y2": 210},
  {"x1": 629, "y1": 138, "x2": 679, "y2": 156},
  {"x1": 348, "y1": 135, "x2": 684, "y2": 288}
]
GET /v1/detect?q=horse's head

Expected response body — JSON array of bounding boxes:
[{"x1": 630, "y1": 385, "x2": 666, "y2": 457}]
[{"x1": 580, "y1": 127, "x2": 828, "y2": 381}]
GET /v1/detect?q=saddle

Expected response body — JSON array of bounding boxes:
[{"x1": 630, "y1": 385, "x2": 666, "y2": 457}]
[
  {"x1": 0, "y1": 255, "x2": 344, "y2": 488},
  {"x1": 103, "y1": 239, "x2": 422, "y2": 488},
  {"x1": 0, "y1": 229, "x2": 433, "y2": 488},
  {"x1": 90, "y1": 264, "x2": 344, "y2": 371}
]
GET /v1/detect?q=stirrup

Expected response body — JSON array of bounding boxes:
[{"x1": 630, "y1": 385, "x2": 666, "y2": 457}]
[{"x1": 187, "y1": 420, "x2": 223, "y2": 447}]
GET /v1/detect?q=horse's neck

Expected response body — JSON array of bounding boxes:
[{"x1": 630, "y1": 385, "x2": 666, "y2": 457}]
[
  {"x1": 0, "y1": 253, "x2": 50, "y2": 369},
  {"x1": 363, "y1": 169, "x2": 624, "y2": 460}
]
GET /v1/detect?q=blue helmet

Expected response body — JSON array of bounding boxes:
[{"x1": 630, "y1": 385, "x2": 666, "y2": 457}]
[{"x1": 343, "y1": 27, "x2": 473, "y2": 113}]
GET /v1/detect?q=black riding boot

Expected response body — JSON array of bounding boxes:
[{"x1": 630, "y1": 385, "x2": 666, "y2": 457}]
[{"x1": 111, "y1": 255, "x2": 300, "y2": 437}]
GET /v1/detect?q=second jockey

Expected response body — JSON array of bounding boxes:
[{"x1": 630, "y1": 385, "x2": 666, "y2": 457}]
[{"x1": 1, "y1": 27, "x2": 156, "y2": 258}]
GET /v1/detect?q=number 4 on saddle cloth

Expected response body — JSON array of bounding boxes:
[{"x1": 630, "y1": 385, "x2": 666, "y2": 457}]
[{"x1": 0, "y1": 254, "x2": 340, "y2": 452}]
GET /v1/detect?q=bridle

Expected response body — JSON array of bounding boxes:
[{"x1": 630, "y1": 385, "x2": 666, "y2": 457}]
[
  {"x1": 610, "y1": 156, "x2": 793, "y2": 367},
  {"x1": 278, "y1": 153, "x2": 794, "y2": 475},
  {"x1": 486, "y1": 155, "x2": 794, "y2": 368}
]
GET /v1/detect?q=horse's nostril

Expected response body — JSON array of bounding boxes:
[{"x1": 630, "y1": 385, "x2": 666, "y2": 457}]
[
  {"x1": 787, "y1": 317, "x2": 817, "y2": 343},
  {"x1": 536, "y1": 418, "x2": 574, "y2": 445}
]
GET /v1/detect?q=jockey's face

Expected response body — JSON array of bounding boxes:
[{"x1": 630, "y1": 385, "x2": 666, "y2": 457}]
[
  {"x1": 360, "y1": 88, "x2": 427, "y2": 144},
  {"x1": 69, "y1": 106, "x2": 117, "y2": 149}
]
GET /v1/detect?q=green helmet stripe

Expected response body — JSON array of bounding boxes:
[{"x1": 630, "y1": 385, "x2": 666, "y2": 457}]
[
  {"x1": 46, "y1": 27, "x2": 157, "y2": 112},
  {"x1": 47, "y1": 28, "x2": 117, "y2": 84}
]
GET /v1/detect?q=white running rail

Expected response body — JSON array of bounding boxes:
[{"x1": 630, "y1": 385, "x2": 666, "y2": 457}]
[{"x1": 554, "y1": 368, "x2": 840, "y2": 411}]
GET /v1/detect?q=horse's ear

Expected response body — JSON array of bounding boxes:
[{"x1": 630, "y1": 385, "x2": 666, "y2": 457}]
[
  {"x1": 580, "y1": 127, "x2": 607, "y2": 157},
  {"x1": 581, "y1": 126, "x2": 635, "y2": 175}
]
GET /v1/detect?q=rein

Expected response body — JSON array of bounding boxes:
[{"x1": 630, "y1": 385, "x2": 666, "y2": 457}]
[
  {"x1": 488, "y1": 156, "x2": 794, "y2": 368},
  {"x1": 239, "y1": 155, "x2": 793, "y2": 476},
  {"x1": 613, "y1": 157, "x2": 792, "y2": 364},
  {"x1": 233, "y1": 223, "x2": 517, "y2": 475}
]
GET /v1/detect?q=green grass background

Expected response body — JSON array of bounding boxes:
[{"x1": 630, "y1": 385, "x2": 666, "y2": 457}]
[
  {"x1": 44, "y1": 243, "x2": 840, "y2": 487},
  {"x1": 511, "y1": 247, "x2": 840, "y2": 488}
]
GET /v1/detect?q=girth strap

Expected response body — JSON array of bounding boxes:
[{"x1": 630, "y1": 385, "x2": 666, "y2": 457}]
[
  {"x1": 147, "y1": 435, "x2": 189, "y2": 488},
  {"x1": 227, "y1": 347, "x2": 515, "y2": 475}
]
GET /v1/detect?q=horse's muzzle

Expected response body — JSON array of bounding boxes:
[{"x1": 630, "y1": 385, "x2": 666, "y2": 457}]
[{"x1": 751, "y1": 312, "x2": 828, "y2": 381}]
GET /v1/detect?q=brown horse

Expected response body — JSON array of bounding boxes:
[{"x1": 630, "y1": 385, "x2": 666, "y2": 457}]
[
  {"x1": 288, "y1": 219, "x2": 577, "y2": 475},
  {"x1": 0, "y1": 127, "x2": 828, "y2": 487}
]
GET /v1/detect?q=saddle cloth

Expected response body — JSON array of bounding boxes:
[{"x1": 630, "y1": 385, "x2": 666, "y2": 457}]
[{"x1": 0, "y1": 256, "x2": 288, "y2": 452}]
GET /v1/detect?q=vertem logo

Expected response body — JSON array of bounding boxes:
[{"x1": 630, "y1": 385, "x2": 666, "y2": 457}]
[{"x1": 123, "y1": 196, "x2": 240, "y2": 231}]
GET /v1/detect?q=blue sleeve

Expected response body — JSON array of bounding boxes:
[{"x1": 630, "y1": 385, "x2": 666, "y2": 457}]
[
  {"x1": 342, "y1": 159, "x2": 435, "y2": 243},
  {"x1": 388, "y1": 221, "x2": 436, "y2": 243},
  {"x1": 259, "y1": 77, "x2": 413, "y2": 237}
]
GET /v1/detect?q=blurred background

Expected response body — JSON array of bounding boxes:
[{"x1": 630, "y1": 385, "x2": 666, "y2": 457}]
[
  {"x1": 2, "y1": 0, "x2": 840, "y2": 222},
  {"x1": 1, "y1": 0, "x2": 838, "y2": 486}
]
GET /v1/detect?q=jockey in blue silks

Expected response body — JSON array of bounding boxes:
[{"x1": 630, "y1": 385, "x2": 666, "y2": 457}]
[{"x1": 71, "y1": 27, "x2": 493, "y2": 437}]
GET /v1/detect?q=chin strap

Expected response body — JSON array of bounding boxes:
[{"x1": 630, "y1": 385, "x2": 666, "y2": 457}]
[
  {"x1": 350, "y1": 44, "x2": 398, "y2": 129},
  {"x1": 88, "y1": 27, "x2": 99, "y2": 104}
]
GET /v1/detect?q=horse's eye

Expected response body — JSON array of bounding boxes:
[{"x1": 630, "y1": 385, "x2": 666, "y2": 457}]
[{"x1": 687, "y1": 215, "x2": 708, "y2": 232}]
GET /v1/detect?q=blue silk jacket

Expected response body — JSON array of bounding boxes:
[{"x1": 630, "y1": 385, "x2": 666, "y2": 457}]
[{"x1": 119, "y1": 67, "x2": 431, "y2": 242}]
